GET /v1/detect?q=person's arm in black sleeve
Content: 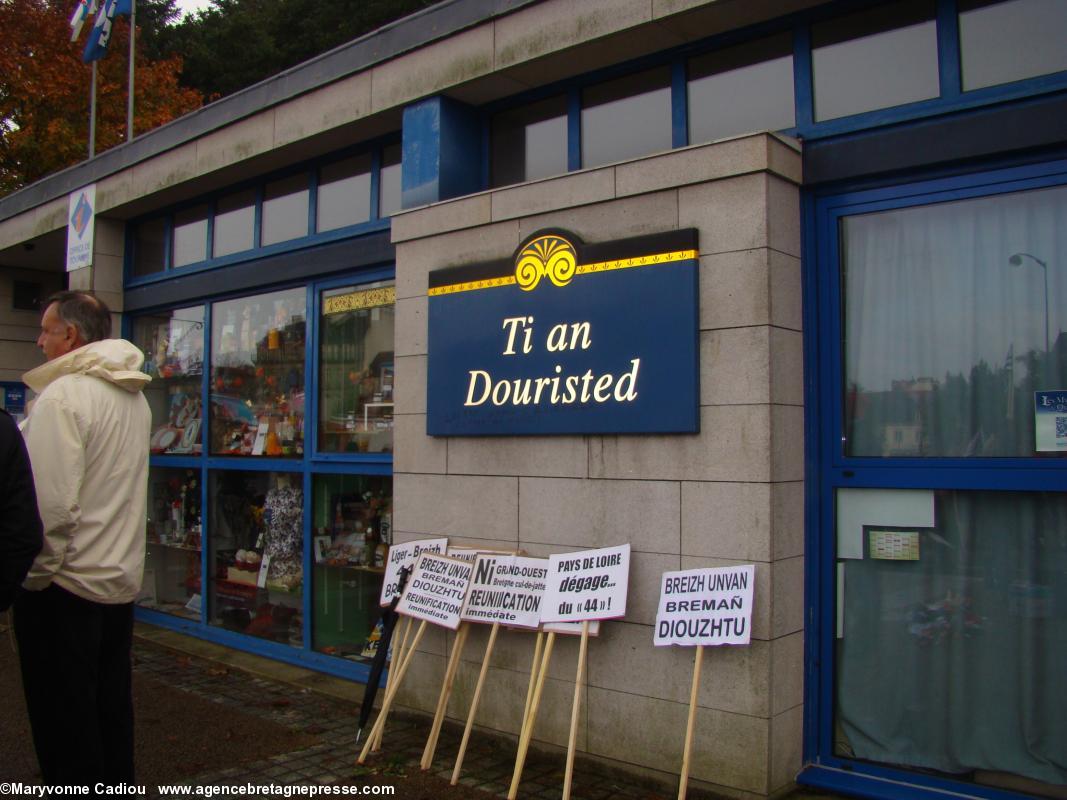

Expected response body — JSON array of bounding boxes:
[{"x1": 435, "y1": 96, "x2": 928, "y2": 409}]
[{"x1": 0, "y1": 409, "x2": 43, "y2": 611}]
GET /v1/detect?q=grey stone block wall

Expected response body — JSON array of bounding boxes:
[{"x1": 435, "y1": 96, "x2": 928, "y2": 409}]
[{"x1": 390, "y1": 133, "x2": 804, "y2": 799}]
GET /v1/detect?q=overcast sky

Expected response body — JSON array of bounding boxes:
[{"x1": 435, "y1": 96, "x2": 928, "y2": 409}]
[{"x1": 172, "y1": 0, "x2": 214, "y2": 18}]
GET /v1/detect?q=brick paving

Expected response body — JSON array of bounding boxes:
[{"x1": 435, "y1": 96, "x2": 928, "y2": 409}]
[{"x1": 132, "y1": 639, "x2": 695, "y2": 800}]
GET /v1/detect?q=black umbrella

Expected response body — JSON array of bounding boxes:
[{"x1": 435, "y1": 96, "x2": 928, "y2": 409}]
[{"x1": 356, "y1": 565, "x2": 411, "y2": 742}]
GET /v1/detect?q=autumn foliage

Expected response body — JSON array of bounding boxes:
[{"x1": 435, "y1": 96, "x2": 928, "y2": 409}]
[{"x1": 0, "y1": 0, "x2": 202, "y2": 195}]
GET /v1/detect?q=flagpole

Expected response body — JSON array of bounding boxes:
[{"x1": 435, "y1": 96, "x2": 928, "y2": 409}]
[
  {"x1": 126, "y1": 0, "x2": 135, "y2": 141},
  {"x1": 89, "y1": 60, "x2": 97, "y2": 157}
]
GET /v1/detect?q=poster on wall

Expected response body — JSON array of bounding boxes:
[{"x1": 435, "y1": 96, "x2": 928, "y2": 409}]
[
  {"x1": 1034, "y1": 390, "x2": 1067, "y2": 452},
  {"x1": 461, "y1": 554, "x2": 548, "y2": 628},
  {"x1": 540, "y1": 544, "x2": 630, "y2": 623},
  {"x1": 379, "y1": 537, "x2": 448, "y2": 605},
  {"x1": 66, "y1": 184, "x2": 96, "y2": 272},
  {"x1": 653, "y1": 565, "x2": 754, "y2": 647},
  {"x1": 427, "y1": 229, "x2": 699, "y2": 436},
  {"x1": 396, "y1": 552, "x2": 474, "y2": 630}
]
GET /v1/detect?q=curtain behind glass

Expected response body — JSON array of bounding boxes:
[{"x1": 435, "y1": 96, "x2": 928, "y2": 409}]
[
  {"x1": 843, "y1": 185, "x2": 1067, "y2": 457},
  {"x1": 836, "y1": 490, "x2": 1067, "y2": 787}
]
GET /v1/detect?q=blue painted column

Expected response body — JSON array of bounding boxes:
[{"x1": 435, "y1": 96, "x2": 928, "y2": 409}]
[{"x1": 401, "y1": 96, "x2": 482, "y2": 209}]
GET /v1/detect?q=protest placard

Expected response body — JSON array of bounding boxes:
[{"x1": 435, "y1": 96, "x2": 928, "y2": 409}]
[
  {"x1": 540, "y1": 544, "x2": 630, "y2": 623},
  {"x1": 396, "y1": 552, "x2": 473, "y2": 630},
  {"x1": 379, "y1": 537, "x2": 448, "y2": 605},
  {"x1": 462, "y1": 555, "x2": 548, "y2": 628},
  {"x1": 653, "y1": 565, "x2": 755, "y2": 646}
]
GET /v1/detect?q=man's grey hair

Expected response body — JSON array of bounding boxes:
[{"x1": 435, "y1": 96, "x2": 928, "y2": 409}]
[{"x1": 47, "y1": 291, "x2": 113, "y2": 345}]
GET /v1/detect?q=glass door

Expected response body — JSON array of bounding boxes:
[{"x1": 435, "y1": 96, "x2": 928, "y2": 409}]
[{"x1": 811, "y1": 163, "x2": 1067, "y2": 798}]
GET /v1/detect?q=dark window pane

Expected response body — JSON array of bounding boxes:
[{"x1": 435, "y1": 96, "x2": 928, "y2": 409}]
[
  {"x1": 213, "y1": 189, "x2": 256, "y2": 258},
  {"x1": 813, "y1": 0, "x2": 938, "y2": 121},
  {"x1": 688, "y1": 34, "x2": 795, "y2": 143},
  {"x1": 317, "y1": 154, "x2": 372, "y2": 232},
  {"x1": 133, "y1": 217, "x2": 166, "y2": 277},
  {"x1": 491, "y1": 95, "x2": 568, "y2": 187},
  {"x1": 582, "y1": 67, "x2": 672, "y2": 168},
  {"x1": 140, "y1": 466, "x2": 203, "y2": 621},
  {"x1": 960, "y1": 0, "x2": 1067, "y2": 90},
  {"x1": 172, "y1": 204, "x2": 209, "y2": 268},
  {"x1": 379, "y1": 144, "x2": 402, "y2": 218},
  {"x1": 13, "y1": 280, "x2": 43, "y2": 311},
  {"x1": 262, "y1": 174, "x2": 309, "y2": 247}
]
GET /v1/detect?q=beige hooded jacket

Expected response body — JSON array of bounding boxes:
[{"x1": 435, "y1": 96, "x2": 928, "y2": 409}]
[{"x1": 21, "y1": 339, "x2": 152, "y2": 604}]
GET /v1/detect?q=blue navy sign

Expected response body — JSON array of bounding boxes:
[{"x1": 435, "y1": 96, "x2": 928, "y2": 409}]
[{"x1": 427, "y1": 229, "x2": 699, "y2": 436}]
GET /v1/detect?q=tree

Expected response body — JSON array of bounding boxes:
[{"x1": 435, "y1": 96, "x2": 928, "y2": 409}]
[
  {"x1": 0, "y1": 0, "x2": 202, "y2": 195},
  {"x1": 163, "y1": 0, "x2": 439, "y2": 101}
]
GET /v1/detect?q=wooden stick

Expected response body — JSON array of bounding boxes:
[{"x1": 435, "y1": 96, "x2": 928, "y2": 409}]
[
  {"x1": 522, "y1": 630, "x2": 544, "y2": 728},
  {"x1": 358, "y1": 619, "x2": 427, "y2": 764},
  {"x1": 372, "y1": 614, "x2": 413, "y2": 752},
  {"x1": 507, "y1": 631, "x2": 555, "y2": 800},
  {"x1": 450, "y1": 622, "x2": 500, "y2": 785},
  {"x1": 561, "y1": 620, "x2": 590, "y2": 800},
  {"x1": 677, "y1": 645, "x2": 704, "y2": 800},
  {"x1": 421, "y1": 622, "x2": 470, "y2": 770}
]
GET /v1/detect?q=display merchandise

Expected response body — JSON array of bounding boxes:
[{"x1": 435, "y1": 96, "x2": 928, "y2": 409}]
[{"x1": 138, "y1": 467, "x2": 203, "y2": 620}]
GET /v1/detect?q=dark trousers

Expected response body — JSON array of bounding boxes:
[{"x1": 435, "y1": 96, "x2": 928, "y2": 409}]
[{"x1": 14, "y1": 583, "x2": 135, "y2": 786}]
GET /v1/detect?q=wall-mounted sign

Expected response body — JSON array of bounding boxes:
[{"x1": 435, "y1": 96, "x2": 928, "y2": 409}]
[
  {"x1": 427, "y1": 229, "x2": 699, "y2": 436},
  {"x1": 1035, "y1": 390, "x2": 1067, "y2": 452},
  {"x1": 66, "y1": 184, "x2": 96, "y2": 272}
]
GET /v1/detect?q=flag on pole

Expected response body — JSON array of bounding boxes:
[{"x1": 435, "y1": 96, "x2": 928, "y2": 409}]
[
  {"x1": 69, "y1": 0, "x2": 98, "y2": 42},
  {"x1": 82, "y1": 0, "x2": 132, "y2": 63}
]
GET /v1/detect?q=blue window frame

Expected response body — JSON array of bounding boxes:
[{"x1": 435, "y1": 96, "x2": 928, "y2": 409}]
[
  {"x1": 484, "y1": 0, "x2": 1067, "y2": 186},
  {"x1": 126, "y1": 137, "x2": 399, "y2": 288},
  {"x1": 128, "y1": 263, "x2": 396, "y2": 683},
  {"x1": 802, "y1": 158, "x2": 1067, "y2": 800}
]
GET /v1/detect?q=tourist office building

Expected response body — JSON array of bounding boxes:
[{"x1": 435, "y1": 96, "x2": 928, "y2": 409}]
[{"x1": 1, "y1": 0, "x2": 1065, "y2": 797}]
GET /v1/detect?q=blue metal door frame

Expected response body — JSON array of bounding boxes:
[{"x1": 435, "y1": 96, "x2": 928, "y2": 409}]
[{"x1": 800, "y1": 157, "x2": 1067, "y2": 800}]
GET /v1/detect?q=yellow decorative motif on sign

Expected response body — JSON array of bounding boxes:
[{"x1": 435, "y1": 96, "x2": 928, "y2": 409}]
[
  {"x1": 427, "y1": 249, "x2": 698, "y2": 296},
  {"x1": 515, "y1": 235, "x2": 577, "y2": 291},
  {"x1": 324, "y1": 286, "x2": 396, "y2": 315}
]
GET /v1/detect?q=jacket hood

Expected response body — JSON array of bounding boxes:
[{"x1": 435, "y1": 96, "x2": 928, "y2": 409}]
[{"x1": 23, "y1": 339, "x2": 152, "y2": 394}]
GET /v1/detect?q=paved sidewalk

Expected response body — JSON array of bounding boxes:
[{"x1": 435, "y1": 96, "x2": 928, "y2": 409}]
[{"x1": 133, "y1": 625, "x2": 718, "y2": 800}]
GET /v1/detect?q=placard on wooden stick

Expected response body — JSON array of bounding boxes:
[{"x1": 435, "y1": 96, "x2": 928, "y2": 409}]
[
  {"x1": 451, "y1": 555, "x2": 549, "y2": 784},
  {"x1": 380, "y1": 538, "x2": 448, "y2": 606},
  {"x1": 653, "y1": 565, "x2": 755, "y2": 800},
  {"x1": 396, "y1": 552, "x2": 473, "y2": 630},
  {"x1": 540, "y1": 544, "x2": 631, "y2": 800}
]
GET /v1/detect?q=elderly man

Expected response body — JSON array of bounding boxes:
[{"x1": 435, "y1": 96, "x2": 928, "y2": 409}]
[{"x1": 15, "y1": 291, "x2": 151, "y2": 786}]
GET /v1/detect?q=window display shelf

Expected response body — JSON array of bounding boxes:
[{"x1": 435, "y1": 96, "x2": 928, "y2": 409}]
[{"x1": 149, "y1": 541, "x2": 202, "y2": 553}]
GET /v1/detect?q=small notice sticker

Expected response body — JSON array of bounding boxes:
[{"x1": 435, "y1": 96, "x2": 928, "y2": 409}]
[{"x1": 868, "y1": 529, "x2": 920, "y2": 561}]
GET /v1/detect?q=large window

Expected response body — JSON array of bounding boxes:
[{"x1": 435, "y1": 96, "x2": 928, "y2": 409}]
[
  {"x1": 130, "y1": 140, "x2": 399, "y2": 280},
  {"x1": 581, "y1": 67, "x2": 672, "y2": 169},
  {"x1": 687, "y1": 34, "x2": 795, "y2": 145},
  {"x1": 959, "y1": 0, "x2": 1067, "y2": 91},
  {"x1": 812, "y1": 165, "x2": 1067, "y2": 798},
  {"x1": 812, "y1": 0, "x2": 939, "y2": 121},
  {"x1": 490, "y1": 95, "x2": 568, "y2": 187},
  {"x1": 135, "y1": 275, "x2": 394, "y2": 674}
]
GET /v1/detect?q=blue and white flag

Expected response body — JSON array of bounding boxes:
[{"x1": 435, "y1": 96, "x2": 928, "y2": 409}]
[
  {"x1": 82, "y1": 0, "x2": 132, "y2": 63},
  {"x1": 69, "y1": 0, "x2": 98, "y2": 42}
]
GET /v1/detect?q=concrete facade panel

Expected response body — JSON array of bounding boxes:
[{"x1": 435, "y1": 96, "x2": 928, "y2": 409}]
[
  {"x1": 679, "y1": 173, "x2": 769, "y2": 255},
  {"x1": 491, "y1": 168, "x2": 616, "y2": 222},
  {"x1": 392, "y1": 413, "x2": 447, "y2": 474},
  {"x1": 393, "y1": 221, "x2": 521, "y2": 300},
  {"x1": 516, "y1": 189, "x2": 680, "y2": 247},
  {"x1": 393, "y1": 473, "x2": 519, "y2": 543},
  {"x1": 274, "y1": 73, "x2": 373, "y2": 148},
  {"x1": 518, "y1": 477, "x2": 680, "y2": 554},
  {"x1": 770, "y1": 327, "x2": 804, "y2": 406},
  {"x1": 390, "y1": 193, "x2": 492, "y2": 242},
  {"x1": 681, "y1": 481, "x2": 772, "y2": 562},
  {"x1": 614, "y1": 135, "x2": 770, "y2": 197},
  {"x1": 445, "y1": 436, "x2": 589, "y2": 478},
  {"x1": 195, "y1": 112, "x2": 276, "y2": 176},
  {"x1": 700, "y1": 326, "x2": 771, "y2": 406}
]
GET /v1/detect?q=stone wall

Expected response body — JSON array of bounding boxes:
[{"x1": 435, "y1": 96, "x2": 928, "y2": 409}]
[{"x1": 390, "y1": 132, "x2": 804, "y2": 798}]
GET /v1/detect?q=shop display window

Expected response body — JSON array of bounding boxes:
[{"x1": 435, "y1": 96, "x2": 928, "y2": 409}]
[
  {"x1": 318, "y1": 282, "x2": 395, "y2": 454},
  {"x1": 138, "y1": 466, "x2": 203, "y2": 621},
  {"x1": 213, "y1": 189, "x2": 256, "y2": 258},
  {"x1": 134, "y1": 306, "x2": 205, "y2": 455},
  {"x1": 210, "y1": 288, "x2": 306, "y2": 457},
  {"x1": 209, "y1": 470, "x2": 304, "y2": 646},
  {"x1": 262, "y1": 173, "x2": 310, "y2": 247},
  {"x1": 172, "y1": 204, "x2": 209, "y2": 268},
  {"x1": 132, "y1": 217, "x2": 166, "y2": 277},
  {"x1": 311, "y1": 474, "x2": 392, "y2": 662}
]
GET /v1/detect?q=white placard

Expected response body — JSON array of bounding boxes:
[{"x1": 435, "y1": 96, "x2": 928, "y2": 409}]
[
  {"x1": 542, "y1": 620, "x2": 600, "y2": 637},
  {"x1": 540, "y1": 544, "x2": 630, "y2": 624},
  {"x1": 396, "y1": 553, "x2": 473, "y2": 630},
  {"x1": 66, "y1": 184, "x2": 96, "y2": 272},
  {"x1": 653, "y1": 565, "x2": 754, "y2": 647},
  {"x1": 461, "y1": 555, "x2": 548, "y2": 628},
  {"x1": 379, "y1": 537, "x2": 449, "y2": 606}
]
